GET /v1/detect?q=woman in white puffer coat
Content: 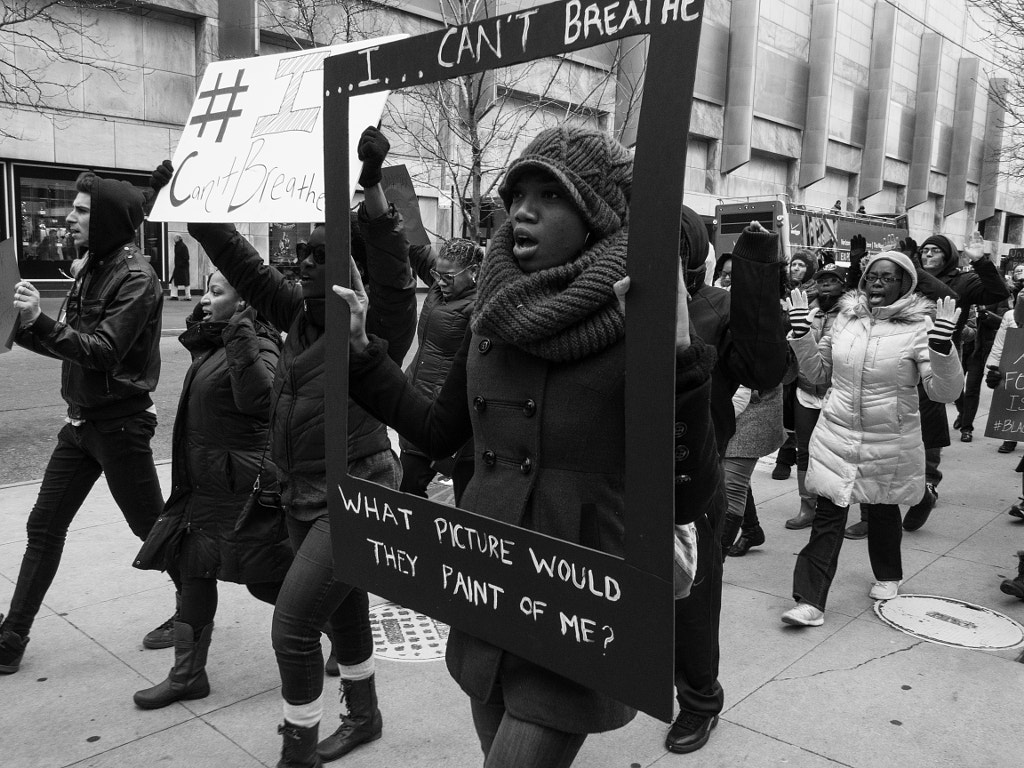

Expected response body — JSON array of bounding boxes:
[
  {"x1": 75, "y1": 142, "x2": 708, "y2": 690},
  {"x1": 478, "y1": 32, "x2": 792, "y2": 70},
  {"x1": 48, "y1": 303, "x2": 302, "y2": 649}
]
[{"x1": 780, "y1": 251, "x2": 964, "y2": 627}]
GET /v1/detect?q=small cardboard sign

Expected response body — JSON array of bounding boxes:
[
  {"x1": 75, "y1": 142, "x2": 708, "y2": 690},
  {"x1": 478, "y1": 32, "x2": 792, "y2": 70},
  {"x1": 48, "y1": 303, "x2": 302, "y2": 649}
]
[
  {"x1": 381, "y1": 165, "x2": 430, "y2": 247},
  {"x1": 1, "y1": 238, "x2": 22, "y2": 352},
  {"x1": 325, "y1": 0, "x2": 705, "y2": 722},
  {"x1": 985, "y1": 327, "x2": 1024, "y2": 439},
  {"x1": 148, "y1": 36, "x2": 404, "y2": 223}
]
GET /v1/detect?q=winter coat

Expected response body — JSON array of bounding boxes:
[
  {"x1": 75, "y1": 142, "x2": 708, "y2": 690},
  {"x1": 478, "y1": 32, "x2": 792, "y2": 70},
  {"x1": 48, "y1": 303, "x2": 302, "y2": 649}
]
[
  {"x1": 163, "y1": 307, "x2": 290, "y2": 582},
  {"x1": 348, "y1": 327, "x2": 719, "y2": 735},
  {"x1": 724, "y1": 384, "x2": 786, "y2": 459},
  {"x1": 924, "y1": 234, "x2": 1009, "y2": 345},
  {"x1": 363, "y1": 207, "x2": 477, "y2": 461},
  {"x1": 172, "y1": 239, "x2": 190, "y2": 285},
  {"x1": 17, "y1": 177, "x2": 163, "y2": 420},
  {"x1": 792, "y1": 259, "x2": 963, "y2": 507},
  {"x1": 187, "y1": 223, "x2": 416, "y2": 506},
  {"x1": 687, "y1": 228, "x2": 790, "y2": 454}
]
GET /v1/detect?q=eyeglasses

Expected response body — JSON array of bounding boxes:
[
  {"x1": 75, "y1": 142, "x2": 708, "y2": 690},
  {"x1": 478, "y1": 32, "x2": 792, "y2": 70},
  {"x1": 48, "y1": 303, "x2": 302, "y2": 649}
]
[
  {"x1": 296, "y1": 242, "x2": 326, "y2": 264},
  {"x1": 430, "y1": 265, "x2": 473, "y2": 284},
  {"x1": 918, "y1": 246, "x2": 944, "y2": 255},
  {"x1": 864, "y1": 272, "x2": 899, "y2": 285}
]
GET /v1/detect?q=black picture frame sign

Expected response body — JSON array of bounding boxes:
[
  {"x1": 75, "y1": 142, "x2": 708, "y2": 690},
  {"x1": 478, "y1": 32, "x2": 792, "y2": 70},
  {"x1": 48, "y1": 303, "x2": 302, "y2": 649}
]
[
  {"x1": 985, "y1": 327, "x2": 1024, "y2": 441},
  {"x1": 323, "y1": 0, "x2": 704, "y2": 721}
]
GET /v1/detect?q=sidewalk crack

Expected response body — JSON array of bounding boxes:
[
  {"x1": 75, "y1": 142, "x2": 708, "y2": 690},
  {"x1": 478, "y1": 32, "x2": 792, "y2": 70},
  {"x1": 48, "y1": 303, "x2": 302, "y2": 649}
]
[{"x1": 776, "y1": 640, "x2": 924, "y2": 681}]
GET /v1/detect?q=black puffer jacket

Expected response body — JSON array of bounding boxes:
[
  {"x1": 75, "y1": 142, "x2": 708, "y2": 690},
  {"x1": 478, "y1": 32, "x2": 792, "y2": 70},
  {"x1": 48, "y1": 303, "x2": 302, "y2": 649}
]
[
  {"x1": 17, "y1": 178, "x2": 162, "y2": 420},
  {"x1": 187, "y1": 223, "x2": 415, "y2": 498},
  {"x1": 164, "y1": 307, "x2": 290, "y2": 582}
]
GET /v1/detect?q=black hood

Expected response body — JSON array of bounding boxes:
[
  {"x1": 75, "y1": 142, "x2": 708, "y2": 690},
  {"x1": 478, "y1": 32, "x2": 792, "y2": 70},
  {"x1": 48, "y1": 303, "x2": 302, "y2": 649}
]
[
  {"x1": 679, "y1": 204, "x2": 709, "y2": 293},
  {"x1": 919, "y1": 234, "x2": 959, "y2": 279},
  {"x1": 89, "y1": 177, "x2": 146, "y2": 257}
]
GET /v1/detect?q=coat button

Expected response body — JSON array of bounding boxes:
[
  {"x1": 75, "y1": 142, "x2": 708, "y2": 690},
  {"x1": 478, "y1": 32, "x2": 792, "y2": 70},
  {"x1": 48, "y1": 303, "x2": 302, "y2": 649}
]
[
  {"x1": 674, "y1": 422, "x2": 687, "y2": 438},
  {"x1": 674, "y1": 446, "x2": 689, "y2": 461},
  {"x1": 520, "y1": 457, "x2": 532, "y2": 474},
  {"x1": 473, "y1": 396, "x2": 487, "y2": 412},
  {"x1": 482, "y1": 450, "x2": 496, "y2": 466},
  {"x1": 478, "y1": 338, "x2": 492, "y2": 353},
  {"x1": 523, "y1": 399, "x2": 536, "y2": 417}
]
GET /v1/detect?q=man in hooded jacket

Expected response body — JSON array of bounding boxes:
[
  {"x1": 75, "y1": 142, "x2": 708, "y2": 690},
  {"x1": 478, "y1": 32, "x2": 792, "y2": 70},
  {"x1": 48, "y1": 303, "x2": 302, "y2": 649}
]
[
  {"x1": 666, "y1": 206, "x2": 789, "y2": 753},
  {"x1": 2, "y1": 167, "x2": 172, "y2": 674}
]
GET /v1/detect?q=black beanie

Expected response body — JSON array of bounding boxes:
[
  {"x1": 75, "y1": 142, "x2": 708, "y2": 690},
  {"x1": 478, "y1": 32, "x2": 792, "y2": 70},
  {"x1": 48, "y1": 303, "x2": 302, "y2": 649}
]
[
  {"x1": 679, "y1": 204, "x2": 709, "y2": 270},
  {"x1": 919, "y1": 234, "x2": 958, "y2": 275}
]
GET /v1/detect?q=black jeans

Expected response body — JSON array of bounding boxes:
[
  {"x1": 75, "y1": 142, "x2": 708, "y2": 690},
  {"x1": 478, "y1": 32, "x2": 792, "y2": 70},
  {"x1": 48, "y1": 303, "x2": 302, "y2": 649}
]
[
  {"x1": 272, "y1": 449, "x2": 399, "y2": 706},
  {"x1": 4, "y1": 413, "x2": 163, "y2": 637},
  {"x1": 792, "y1": 497, "x2": 903, "y2": 611},
  {"x1": 673, "y1": 487, "x2": 725, "y2": 716},
  {"x1": 955, "y1": 350, "x2": 987, "y2": 432},
  {"x1": 471, "y1": 699, "x2": 586, "y2": 768}
]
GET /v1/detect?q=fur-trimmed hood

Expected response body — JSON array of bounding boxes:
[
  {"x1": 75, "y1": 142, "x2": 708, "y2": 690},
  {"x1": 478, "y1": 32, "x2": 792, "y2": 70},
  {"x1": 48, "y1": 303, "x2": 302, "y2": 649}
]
[{"x1": 841, "y1": 288, "x2": 935, "y2": 325}]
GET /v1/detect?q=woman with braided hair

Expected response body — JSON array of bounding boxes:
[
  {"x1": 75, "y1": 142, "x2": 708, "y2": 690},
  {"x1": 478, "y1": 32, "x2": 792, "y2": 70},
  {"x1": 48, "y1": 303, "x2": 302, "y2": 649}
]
[
  {"x1": 780, "y1": 252, "x2": 963, "y2": 627},
  {"x1": 334, "y1": 125, "x2": 721, "y2": 767}
]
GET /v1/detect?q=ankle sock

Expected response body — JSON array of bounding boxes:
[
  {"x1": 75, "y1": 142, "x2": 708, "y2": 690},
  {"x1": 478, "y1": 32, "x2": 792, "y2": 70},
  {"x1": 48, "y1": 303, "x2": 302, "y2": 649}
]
[
  {"x1": 283, "y1": 692, "x2": 324, "y2": 728},
  {"x1": 338, "y1": 657, "x2": 374, "y2": 681}
]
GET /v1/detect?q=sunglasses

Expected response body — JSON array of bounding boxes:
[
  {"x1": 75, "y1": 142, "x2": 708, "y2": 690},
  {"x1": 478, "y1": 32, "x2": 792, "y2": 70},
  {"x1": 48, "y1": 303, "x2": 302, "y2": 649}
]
[
  {"x1": 430, "y1": 265, "x2": 473, "y2": 284},
  {"x1": 296, "y1": 242, "x2": 326, "y2": 264}
]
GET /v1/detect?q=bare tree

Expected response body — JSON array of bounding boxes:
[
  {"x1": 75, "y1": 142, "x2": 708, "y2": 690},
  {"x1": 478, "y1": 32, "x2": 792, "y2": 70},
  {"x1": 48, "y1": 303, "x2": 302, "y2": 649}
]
[
  {"x1": 259, "y1": 0, "x2": 397, "y2": 48},
  {"x1": 0, "y1": 0, "x2": 123, "y2": 139},
  {"x1": 967, "y1": 0, "x2": 1024, "y2": 176}
]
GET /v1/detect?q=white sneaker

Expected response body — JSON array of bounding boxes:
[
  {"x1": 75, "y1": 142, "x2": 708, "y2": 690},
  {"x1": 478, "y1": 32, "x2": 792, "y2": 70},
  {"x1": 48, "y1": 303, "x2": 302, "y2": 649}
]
[
  {"x1": 781, "y1": 602, "x2": 824, "y2": 627},
  {"x1": 869, "y1": 580, "x2": 901, "y2": 600}
]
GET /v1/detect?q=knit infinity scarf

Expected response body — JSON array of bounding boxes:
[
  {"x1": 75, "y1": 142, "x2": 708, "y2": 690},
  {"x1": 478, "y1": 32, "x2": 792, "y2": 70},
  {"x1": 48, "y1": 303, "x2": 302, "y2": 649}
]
[{"x1": 471, "y1": 220, "x2": 628, "y2": 362}]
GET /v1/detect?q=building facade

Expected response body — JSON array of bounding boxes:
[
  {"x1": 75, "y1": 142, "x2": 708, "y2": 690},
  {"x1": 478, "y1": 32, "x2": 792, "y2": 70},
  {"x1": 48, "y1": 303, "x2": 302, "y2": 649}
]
[{"x1": 1, "y1": 0, "x2": 1021, "y2": 293}]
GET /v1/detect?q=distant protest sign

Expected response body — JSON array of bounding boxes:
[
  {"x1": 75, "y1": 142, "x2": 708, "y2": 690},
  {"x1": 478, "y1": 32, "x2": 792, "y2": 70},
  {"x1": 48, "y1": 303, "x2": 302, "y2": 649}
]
[
  {"x1": 148, "y1": 36, "x2": 404, "y2": 223},
  {"x1": 381, "y1": 165, "x2": 430, "y2": 247},
  {"x1": 986, "y1": 327, "x2": 1024, "y2": 439},
  {"x1": 324, "y1": 0, "x2": 706, "y2": 722}
]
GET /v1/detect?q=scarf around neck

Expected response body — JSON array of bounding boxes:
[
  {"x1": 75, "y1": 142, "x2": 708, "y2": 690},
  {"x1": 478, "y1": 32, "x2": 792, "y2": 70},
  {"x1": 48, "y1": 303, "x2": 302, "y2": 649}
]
[{"x1": 471, "y1": 220, "x2": 628, "y2": 362}]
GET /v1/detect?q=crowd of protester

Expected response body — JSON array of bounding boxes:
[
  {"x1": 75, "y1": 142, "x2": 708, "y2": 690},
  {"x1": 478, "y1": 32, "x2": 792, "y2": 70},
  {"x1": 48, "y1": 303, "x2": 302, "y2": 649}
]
[{"x1": 3, "y1": 122, "x2": 1024, "y2": 768}]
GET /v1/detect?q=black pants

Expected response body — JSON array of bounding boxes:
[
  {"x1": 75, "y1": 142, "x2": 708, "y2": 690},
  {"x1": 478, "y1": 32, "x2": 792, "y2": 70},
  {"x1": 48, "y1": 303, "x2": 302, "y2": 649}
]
[
  {"x1": 168, "y1": 558, "x2": 281, "y2": 630},
  {"x1": 4, "y1": 414, "x2": 164, "y2": 637},
  {"x1": 792, "y1": 497, "x2": 903, "y2": 611},
  {"x1": 673, "y1": 486, "x2": 725, "y2": 716}
]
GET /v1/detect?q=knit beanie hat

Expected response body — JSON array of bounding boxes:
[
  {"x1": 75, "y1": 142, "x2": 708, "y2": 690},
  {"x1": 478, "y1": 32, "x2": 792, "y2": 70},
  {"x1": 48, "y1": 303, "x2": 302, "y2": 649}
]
[{"x1": 498, "y1": 126, "x2": 633, "y2": 239}]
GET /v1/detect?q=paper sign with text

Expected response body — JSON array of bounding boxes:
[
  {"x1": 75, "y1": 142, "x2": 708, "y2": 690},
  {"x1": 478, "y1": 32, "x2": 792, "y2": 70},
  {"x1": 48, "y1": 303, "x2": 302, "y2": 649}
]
[
  {"x1": 986, "y1": 327, "x2": 1024, "y2": 439},
  {"x1": 148, "y1": 36, "x2": 405, "y2": 223}
]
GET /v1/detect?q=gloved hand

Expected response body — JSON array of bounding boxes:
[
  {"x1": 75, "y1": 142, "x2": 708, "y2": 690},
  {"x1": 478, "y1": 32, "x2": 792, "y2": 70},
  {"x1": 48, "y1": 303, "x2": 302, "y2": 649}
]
[
  {"x1": 899, "y1": 237, "x2": 918, "y2": 259},
  {"x1": 850, "y1": 234, "x2": 867, "y2": 271},
  {"x1": 357, "y1": 126, "x2": 390, "y2": 189},
  {"x1": 141, "y1": 160, "x2": 174, "y2": 215},
  {"x1": 785, "y1": 288, "x2": 811, "y2": 338},
  {"x1": 149, "y1": 160, "x2": 174, "y2": 192},
  {"x1": 927, "y1": 296, "x2": 961, "y2": 349},
  {"x1": 986, "y1": 366, "x2": 1002, "y2": 389}
]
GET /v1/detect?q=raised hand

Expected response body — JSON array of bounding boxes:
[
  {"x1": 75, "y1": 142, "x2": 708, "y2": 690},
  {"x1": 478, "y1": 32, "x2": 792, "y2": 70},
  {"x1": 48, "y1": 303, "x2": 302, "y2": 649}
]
[
  {"x1": 784, "y1": 288, "x2": 811, "y2": 337},
  {"x1": 357, "y1": 126, "x2": 390, "y2": 189},
  {"x1": 332, "y1": 257, "x2": 371, "y2": 351}
]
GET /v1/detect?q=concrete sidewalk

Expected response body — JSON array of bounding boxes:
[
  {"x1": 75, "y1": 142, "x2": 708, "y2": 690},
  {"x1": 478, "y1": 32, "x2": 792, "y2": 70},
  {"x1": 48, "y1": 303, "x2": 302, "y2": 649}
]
[{"x1": 2, "y1": 409, "x2": 1024, "y2": 767}]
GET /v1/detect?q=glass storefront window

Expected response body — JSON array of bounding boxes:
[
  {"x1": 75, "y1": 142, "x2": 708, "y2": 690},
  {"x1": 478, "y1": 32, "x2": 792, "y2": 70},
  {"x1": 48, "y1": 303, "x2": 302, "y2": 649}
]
[
  {"x1": 270, "y1": 222, "x2": 313, "y2": 280},
  {"x1": 13, "y1": 164, "x2": 160, "y2": 282}
]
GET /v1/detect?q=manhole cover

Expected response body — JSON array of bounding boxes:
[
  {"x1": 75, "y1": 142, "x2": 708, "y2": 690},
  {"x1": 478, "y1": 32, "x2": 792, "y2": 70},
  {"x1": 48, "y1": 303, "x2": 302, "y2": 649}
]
[
  {"x1": 370, "y1": 602, "x2": 449, "y2": 662},
  {"x1": 874, "y1": 594, "x2": 1024, "y2": 650}
]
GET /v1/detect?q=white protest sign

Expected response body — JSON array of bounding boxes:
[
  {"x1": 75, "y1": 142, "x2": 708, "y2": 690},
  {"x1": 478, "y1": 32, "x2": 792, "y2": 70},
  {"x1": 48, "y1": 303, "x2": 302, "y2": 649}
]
[{"x1": 149, "y1": 35, "x2": 405, "y2": 223}]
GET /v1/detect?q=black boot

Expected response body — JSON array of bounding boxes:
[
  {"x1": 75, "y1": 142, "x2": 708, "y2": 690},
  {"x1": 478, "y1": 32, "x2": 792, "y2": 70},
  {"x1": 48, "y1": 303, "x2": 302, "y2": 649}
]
[
  {"x1": 0, "y1": 614, "x2": 29, "y2": 675},
  {"x1": 719, "y1": 514, "x2": 742, "y2": 560},
  {"x1": 317, "y1": 676, "x2": 383, "y2": 761},
  {"x1": 1000, "y1": 551, "x2": 1024, "y2": 600},
  {"x1": 143, "y1": 592, "x2": 181, "y2": 650},
  {"x1": 729, "y1": 525, "x2": 765, "y2": 557},
  {"x1": 279, "y1": 721, "x2": 323, "y2": 768},
  {"x1": 133, "y1": 622, "x2": 213, "y2": 709}
]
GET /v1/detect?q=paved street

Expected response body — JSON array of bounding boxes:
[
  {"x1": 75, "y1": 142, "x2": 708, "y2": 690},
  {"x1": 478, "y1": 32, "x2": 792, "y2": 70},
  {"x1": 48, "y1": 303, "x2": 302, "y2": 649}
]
[{"x1": 2, "y1": 294, "x2": 1023, "y2": 767}]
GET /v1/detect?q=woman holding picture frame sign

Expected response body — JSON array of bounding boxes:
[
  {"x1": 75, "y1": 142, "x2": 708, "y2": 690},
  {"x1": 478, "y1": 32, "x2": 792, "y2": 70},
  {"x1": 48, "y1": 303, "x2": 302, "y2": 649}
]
[{"x1": 335, "y1": 125, "x2": 721, "y2": 767}]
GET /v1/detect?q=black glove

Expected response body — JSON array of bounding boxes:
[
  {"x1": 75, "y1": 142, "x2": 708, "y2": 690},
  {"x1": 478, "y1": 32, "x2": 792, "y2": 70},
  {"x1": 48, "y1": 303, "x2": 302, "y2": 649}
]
[
  {"x1": 149, "y1": 160, "x2": 174, "y2": 192},
  {"x1": 850, "y1": 234, "x2": 867, "y2": 268},
  {"x1": 899, "y1": 237, "x2": 918, "y2": 259},
  {"x1": 141, "y1": 160, "x2": 174, "y2": 216},
  {"x1": 357, "y1": 126, "x2": 390, "y2": 188},
  {"x1": 986, "y1": 366, "x2": 1002, "y2": 389}
]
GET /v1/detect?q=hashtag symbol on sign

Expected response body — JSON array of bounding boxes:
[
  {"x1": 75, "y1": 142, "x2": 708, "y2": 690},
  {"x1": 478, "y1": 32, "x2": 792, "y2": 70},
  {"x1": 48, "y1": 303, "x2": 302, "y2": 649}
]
[{"x1": 190, "y1": 70, "x2": 249, "y2": 143}]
